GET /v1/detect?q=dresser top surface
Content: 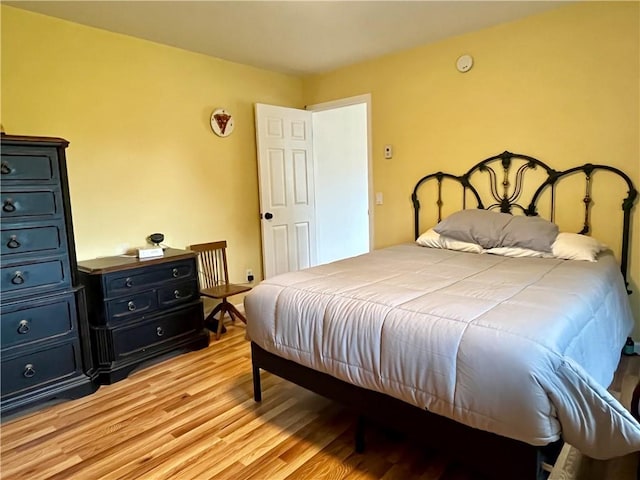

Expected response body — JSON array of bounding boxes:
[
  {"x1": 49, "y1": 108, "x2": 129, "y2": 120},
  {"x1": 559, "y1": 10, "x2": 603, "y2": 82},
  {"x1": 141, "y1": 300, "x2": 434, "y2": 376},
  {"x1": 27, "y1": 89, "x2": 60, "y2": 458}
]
[
  {"x1": 1, "y1": 133, "x2": 69, "y2": 147},
  {"x1": 77, "y1": 249, "x2": 196, "y2": 274}
]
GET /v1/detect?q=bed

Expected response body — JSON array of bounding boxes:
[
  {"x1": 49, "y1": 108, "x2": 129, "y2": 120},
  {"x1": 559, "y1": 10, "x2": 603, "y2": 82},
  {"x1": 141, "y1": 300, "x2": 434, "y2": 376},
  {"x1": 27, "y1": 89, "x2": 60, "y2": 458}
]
[{"x1": 245, "y1": 151, "x2": 640, "y2": 480}]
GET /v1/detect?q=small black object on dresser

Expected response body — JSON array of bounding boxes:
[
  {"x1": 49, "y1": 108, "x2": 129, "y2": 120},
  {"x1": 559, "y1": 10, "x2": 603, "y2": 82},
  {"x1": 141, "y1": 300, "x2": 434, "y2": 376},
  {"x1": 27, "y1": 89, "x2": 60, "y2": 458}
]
[
  {"x1": 0, "y1": 134, "x2": 97, "y2": 417},
  {"x1": 77, "y1": 249, "x2": 209, "y2": 384}
]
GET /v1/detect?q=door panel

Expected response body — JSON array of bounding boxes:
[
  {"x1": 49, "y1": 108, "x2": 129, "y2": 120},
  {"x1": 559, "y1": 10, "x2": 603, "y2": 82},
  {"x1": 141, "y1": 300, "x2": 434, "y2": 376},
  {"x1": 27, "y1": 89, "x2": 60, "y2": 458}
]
[
  {"x1": 293, "y1": 150, "x2": 310, "y2": 204},
  {"x1": 295, "y1": 222, "x2": 311, "y2": 270},
  {"x1": 272, "y1": 225, "x2": 289, "y2": 276},
  {"x1": 266, "y1": 117, "x2": 284, "y2": 137},
  {"x1": 268, "y1": 149, "x2": 287, "y2": 206},
  {"x1": 290, "y1": 120, "x2": 307, "y2": 140}
]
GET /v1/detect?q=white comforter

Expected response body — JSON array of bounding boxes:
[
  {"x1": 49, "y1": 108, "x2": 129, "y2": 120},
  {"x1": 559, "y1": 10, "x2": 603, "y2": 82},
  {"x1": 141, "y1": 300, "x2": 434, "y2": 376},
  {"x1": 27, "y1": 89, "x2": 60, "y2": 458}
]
[{"x1": 245, "y1": 244, "x2": 640, "y2": 458}]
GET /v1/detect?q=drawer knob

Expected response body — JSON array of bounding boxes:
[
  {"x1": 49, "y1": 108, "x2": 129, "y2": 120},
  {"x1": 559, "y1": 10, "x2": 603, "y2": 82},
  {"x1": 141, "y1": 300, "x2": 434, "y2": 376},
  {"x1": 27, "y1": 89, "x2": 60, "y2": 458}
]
[
  {"x1": 172, "y1": 268, "x2": 179, "y2": 278},
  {"x1": 0, "y1": 162, "x2": 10, "y2": 175},
  {"x1": 11, "y1": 271, "x2": 25, "y2": 285},
  {"x1": 17, "y1": 320, "x2": 30, "y2": 334},
  {"x1": 156, "y1": 327, "x2": 165, "y2": 337},
  {"x1": 125, "y1": 278, "x2": 133, "y2": 288},
  {"x1": 7, "y1": 235, "x2": 21, "y2": 249},
  {"x1": 3, "y1": 199, "x2": 16, "y2": 213},
  {"x1": 174, "y1": 289, "x2": 181, "y2": 299},
  {"x1": 127, "y1": 301, "x2": 136, "y2": 311},
  {"x1": 23, "y1": 364, "x2": 36, "y2": 378}
]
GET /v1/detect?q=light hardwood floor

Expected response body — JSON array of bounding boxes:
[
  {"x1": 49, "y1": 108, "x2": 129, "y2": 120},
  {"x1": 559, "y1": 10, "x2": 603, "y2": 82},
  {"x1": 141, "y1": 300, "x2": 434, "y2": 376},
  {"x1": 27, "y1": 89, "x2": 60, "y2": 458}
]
[{"x1": 1, "y1": 322, "x2": 638, "y2": 480}]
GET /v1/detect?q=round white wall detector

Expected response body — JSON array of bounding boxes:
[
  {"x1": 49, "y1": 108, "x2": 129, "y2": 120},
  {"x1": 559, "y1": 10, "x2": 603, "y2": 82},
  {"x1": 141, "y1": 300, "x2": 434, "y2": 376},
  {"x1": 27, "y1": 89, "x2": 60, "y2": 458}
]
[{"x1": 456, "y1": 54, "x2": 474, "y2": 73}]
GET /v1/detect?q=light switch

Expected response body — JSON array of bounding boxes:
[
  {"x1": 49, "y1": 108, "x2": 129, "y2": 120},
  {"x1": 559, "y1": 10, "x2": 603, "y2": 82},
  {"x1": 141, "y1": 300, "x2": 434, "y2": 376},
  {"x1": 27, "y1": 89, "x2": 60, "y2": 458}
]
[
  {"x1": 384, "y1": 145, "x2": 393, "y2": 159},
  {"x1": 375, "y1": 192, "x2": 383, "y2": 205}
]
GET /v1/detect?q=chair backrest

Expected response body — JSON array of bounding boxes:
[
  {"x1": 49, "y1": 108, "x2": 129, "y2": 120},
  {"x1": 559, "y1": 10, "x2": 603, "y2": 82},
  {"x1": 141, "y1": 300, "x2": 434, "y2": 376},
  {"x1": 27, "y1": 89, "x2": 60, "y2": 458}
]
[{"x1": 188, "y1": 241, "x2": 229, "y2": 289}]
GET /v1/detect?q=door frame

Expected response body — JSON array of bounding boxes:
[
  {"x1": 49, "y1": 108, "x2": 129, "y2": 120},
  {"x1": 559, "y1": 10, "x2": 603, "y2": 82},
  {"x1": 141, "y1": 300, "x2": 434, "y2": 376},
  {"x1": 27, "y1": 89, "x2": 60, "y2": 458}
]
[{"x1": 305, "y1": 93, "x2": 374, "y2": 252}]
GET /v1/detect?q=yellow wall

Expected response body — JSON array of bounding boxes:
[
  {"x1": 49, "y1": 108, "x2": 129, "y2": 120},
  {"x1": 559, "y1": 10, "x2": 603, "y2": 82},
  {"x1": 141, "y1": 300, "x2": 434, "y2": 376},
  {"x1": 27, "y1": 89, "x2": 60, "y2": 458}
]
[
  {"x1": 2, "y1": 3, "x2": 639, "y2": 331},
  {"x1": 1, "y1": 5, "x2": 303, "y2": 285},
  {"x1": 303, "y1": 2, "x2": 640, "y2": 330}
]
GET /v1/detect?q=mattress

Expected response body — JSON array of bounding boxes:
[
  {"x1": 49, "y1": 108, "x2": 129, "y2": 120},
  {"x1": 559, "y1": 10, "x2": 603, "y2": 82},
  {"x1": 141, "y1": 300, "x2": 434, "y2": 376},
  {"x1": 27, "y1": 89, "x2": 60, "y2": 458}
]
[{"x1": 244, "y1": 244, "x2": 640, "y2": 458}]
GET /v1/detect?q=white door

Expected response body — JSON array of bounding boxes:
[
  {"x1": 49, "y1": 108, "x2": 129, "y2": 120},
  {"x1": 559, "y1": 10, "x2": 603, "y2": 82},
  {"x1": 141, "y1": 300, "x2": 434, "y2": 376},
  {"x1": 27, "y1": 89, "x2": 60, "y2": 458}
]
[{"x1": 255, "y1": 104, "x2": 317, "y2": 279}]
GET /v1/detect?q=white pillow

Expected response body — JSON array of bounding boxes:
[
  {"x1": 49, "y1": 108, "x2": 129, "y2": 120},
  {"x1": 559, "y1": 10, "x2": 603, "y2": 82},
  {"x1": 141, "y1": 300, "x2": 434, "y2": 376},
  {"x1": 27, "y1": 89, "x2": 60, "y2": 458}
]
[
  {"x1": 486, "y1": 246, "x2": 554, "y2": 258},
  {"x1": 551, "y1": 232, "x2": 607, "y2": 262},
  {"x1": 416, "y1": 228, "x2": 442, "y2": 248},
  {"x1": 416, "y1": 228, "x2": 484, "y2": 254}
]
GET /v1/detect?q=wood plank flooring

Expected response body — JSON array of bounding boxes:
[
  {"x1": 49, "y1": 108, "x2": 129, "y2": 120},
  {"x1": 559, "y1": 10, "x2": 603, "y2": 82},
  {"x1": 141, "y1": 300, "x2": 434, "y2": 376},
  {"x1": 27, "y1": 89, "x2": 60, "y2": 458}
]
[{"x1": 1, "y1": 322, "x2": 638, "y2": 480}]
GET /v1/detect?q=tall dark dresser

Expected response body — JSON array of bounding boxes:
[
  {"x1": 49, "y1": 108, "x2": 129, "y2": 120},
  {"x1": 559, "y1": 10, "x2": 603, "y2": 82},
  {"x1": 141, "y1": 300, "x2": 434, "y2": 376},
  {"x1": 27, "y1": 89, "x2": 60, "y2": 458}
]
[{"x1": 1, "y1": 134, "x2": 96, "y2": 417}]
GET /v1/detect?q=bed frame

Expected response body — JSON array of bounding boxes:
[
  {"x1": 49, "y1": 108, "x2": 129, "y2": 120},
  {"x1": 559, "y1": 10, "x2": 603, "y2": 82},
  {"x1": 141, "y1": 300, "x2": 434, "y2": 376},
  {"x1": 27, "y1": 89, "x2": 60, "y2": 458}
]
[
  {"x1": 251, "y1": 151, "x2": 638, "y2": 480},
  {"x1": 251, "y1": 342, "x2": 561, "y2": 479},
  {"x1": 412, "y1": 151, "x2": 636, "y2": 289}
]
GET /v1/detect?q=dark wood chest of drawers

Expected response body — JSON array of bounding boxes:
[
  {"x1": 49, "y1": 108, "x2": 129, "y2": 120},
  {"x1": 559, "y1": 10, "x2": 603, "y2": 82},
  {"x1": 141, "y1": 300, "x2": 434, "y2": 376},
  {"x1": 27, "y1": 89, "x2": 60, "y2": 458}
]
[
  {"x1": 0, "y1": 134, "x2": 97, "y2": 416},
  {"x1": 77, "y1": 250, "x2": 209, "y2": 384}
]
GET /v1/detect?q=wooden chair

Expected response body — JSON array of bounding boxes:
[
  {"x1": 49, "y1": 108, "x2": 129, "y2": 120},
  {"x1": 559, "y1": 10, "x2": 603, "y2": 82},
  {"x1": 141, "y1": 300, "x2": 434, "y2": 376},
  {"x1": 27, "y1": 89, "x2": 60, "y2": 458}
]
[{"x1": 188, "y1": 241, "x2": 252, "y2": 340}]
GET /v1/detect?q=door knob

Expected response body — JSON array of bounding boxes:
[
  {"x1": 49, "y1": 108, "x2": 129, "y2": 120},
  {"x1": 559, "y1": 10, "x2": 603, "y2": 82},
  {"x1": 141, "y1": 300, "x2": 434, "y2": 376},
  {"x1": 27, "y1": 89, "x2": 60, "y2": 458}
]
[{"x1": 264, "y1": 212, "x2": 273, "y2": 220}]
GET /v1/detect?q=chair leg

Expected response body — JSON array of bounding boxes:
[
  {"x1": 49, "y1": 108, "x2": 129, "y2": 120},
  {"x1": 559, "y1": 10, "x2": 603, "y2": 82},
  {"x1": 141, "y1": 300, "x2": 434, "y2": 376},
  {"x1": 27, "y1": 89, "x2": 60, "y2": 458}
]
[
  {"x1": 216, "y1": 306, "x2": 225, "y2": 340},
  {"x1": 207, "y1": 300, "x2": 246, "y2": 340},
  {"x1": 205, "y1": 302, "x2": 228, "y2": 339},
  {"x1": 225, "y1": 302, "x2": 240, "y2": 324},
  {"x1": 222, "y1": 300, "x2": 235, "y2": 324},
  {"x1": 205, "y1": 302, "x2": 223, "y2": 325},
  {"x1": 227, "y1": 302, "x2": 247, "y2": 324}
]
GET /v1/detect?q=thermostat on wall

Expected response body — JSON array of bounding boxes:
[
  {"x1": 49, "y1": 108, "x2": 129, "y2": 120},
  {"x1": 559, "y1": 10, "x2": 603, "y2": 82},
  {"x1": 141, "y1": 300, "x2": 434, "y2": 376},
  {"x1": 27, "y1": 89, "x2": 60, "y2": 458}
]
[{"x1": 456, "y1": 54, "x2": 474, "y2": 73}]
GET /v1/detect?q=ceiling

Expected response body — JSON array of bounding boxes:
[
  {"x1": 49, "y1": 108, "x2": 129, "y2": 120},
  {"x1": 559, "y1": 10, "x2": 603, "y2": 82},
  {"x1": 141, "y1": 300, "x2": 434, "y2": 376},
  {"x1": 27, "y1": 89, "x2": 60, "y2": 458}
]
[{"x1": 6, "y1": 1, "x2": 570, "y2": 76}]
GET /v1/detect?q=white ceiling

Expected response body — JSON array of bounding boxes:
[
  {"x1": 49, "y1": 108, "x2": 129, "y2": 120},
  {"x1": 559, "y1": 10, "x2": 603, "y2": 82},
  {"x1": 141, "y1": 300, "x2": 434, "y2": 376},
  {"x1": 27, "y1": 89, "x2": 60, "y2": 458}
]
[{"x1": 6, "y1": 1, "x2": 570, "y2": 76}]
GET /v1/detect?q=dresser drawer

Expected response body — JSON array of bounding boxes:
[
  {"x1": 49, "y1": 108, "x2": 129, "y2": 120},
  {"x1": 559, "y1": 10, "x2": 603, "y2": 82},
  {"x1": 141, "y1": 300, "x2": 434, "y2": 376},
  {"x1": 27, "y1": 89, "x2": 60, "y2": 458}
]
[
  {"x1": 1, "y1": 342, "x2": 80, "y2": 398},
  {"x1": 1, "y1": 146, "x2": 58, "y2": 183},
  {"x1": 1, "y1": 257, "x2": 71, "y2": 296},
  {"x1": 158, "y1": 280, "x2": 200, "y2": 308},
  {"x1": 1, "y1": 293, "x2": 76, "y2": 349},
  {"x1": 111, "y1": 304, "x2": 202, "y2": 360},
  {"x1": 1, "y1": 222, "x2": 65, "y2": 258},
  {"x1": 106, "y1": 291, "x2": 158, "y2": 324},
  {"x1": 104, "y1": 260, "x2": 195, "y2": 297},
  {"x1": 0, "y1": 189, "x2": 61, "y2": 220}
]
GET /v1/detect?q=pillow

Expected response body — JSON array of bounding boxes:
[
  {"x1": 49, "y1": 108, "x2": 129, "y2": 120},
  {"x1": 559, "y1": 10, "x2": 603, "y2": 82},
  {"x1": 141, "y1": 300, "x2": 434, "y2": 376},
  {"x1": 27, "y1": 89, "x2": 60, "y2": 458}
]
[
  {"x1": 433, "y1": 209, "x2": 512, "y2": 249},
  {"x1": 551, "y1": 232, "x2": 607, "y2": 262},
  {"x1": 433, "y1": 208, "x2": 559, "y2": 252},
  {"x1": 486, "y1": 246, "x2": 554, "y2": 258},
  {"x1": 415, "y1": 228, "x2": 442, "y2": 248},
  {"x1": 416, "y1": 228, "x2": 484, "y2": 254},
  {"x1": 499, "y1": 215, "x2": 559, "y2": 253}
]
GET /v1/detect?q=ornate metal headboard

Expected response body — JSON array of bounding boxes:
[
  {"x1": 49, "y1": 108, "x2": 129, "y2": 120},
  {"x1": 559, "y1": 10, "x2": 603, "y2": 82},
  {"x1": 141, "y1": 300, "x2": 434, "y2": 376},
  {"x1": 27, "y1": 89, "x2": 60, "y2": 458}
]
[{"x1": 411, "y1": 151, "x2": 637, "y2": 285}]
